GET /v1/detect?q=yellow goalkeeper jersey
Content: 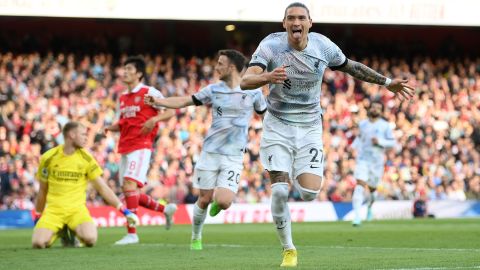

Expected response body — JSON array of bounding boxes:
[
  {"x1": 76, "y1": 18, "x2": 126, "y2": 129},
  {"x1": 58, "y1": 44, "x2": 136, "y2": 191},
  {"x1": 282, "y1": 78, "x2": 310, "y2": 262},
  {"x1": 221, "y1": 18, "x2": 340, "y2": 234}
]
[{"x1": 35, "y1": 145, "x2": 103, "y2": 211}]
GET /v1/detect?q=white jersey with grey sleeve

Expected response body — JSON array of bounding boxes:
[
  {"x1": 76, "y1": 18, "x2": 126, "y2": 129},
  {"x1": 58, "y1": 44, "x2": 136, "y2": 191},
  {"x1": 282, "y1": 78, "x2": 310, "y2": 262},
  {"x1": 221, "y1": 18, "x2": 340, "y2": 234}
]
[
  {"x1": 249, "y1": 32, "x2": 346, "y2": 126},
  {"x1": 351, "y1": 118, "x2": 396, "y2": 164},
  {"x1": 192, "y1": 82, "x2": 267, "y2": 156}
]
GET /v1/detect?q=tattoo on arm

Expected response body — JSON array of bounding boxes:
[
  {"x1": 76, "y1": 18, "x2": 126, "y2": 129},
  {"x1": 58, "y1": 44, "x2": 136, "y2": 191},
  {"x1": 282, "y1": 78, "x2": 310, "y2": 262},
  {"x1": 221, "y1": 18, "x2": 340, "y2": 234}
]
[{"x1": 339, "y1": 59, "x2": 387, "y2": 85}]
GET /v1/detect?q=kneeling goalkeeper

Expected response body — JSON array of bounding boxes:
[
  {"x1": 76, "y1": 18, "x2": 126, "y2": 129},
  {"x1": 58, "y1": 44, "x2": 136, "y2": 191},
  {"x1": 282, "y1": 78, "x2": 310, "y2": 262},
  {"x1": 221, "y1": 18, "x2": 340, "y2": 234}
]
[{"x1": 32, "y1": 121, "x2": 138, "y2": 248}]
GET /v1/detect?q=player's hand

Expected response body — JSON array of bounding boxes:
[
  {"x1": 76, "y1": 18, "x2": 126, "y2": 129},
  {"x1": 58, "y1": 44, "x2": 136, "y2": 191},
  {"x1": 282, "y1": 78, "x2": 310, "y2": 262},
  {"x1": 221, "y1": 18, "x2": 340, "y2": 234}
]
[
  {"x1": 267, "y1": 65, "x2": 288, "y2": 84},
  {"x1": 122, "y1": 209, "x2": 139, "y2": 227},
  {"x1": 144, "y1": 95, "x2": 159, "y2": 106},
  {"x1": 386, "y1": 79, "x2": 415, "y2": 101},
  {"x1": 140, "y1": 118, "x2": 157, "y2": 135}
]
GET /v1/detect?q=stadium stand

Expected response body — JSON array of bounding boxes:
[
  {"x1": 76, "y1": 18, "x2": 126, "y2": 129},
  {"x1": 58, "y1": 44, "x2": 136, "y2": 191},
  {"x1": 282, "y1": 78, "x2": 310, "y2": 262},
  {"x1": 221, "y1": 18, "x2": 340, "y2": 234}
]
[{"x1": 0, "y1": 19, "x2": 479, "y2": 209}]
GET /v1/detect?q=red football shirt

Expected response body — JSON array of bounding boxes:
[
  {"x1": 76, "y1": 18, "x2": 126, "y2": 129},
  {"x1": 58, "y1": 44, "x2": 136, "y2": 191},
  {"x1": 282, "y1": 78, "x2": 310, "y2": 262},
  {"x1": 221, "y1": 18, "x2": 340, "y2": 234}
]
[{"x1": 117, "y1": 83, "x2": 164, "y2": 154}]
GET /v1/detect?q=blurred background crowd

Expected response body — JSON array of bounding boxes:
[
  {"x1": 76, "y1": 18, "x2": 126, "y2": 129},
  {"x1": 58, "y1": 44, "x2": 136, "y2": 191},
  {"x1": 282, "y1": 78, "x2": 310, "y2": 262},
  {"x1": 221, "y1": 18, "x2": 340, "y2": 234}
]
[
  {"x1": 0, "y1": 18, "x2": 479, "y2": 210},
  {"x1": 1, "y1": 50, "x2": 479, "y2": 210}
]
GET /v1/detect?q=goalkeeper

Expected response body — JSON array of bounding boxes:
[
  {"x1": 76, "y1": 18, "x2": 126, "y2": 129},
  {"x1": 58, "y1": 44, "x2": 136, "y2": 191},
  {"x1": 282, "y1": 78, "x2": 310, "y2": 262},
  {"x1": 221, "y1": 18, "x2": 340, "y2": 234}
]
[{"x1": 32, "y1": 121, "x2": 138, "y2": 249}]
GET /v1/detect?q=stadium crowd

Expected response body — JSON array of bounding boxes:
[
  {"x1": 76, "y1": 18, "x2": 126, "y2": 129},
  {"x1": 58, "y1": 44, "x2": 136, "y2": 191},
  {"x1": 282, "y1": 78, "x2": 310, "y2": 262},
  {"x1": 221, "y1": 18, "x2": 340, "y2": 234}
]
[{"x1": 0, "y1": 51, "x2": 479, "y2": 210}]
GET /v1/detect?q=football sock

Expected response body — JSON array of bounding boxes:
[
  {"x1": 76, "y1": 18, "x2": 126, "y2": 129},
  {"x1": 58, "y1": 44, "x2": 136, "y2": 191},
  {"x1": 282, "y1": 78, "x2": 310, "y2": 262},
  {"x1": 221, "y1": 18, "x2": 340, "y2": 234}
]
[
  {"x1": 139, "y1": 193, "x2": 165, "y2": 212},
  {"x1": 192, "y1": 202, "x2": 207, "y2": 240},
  {"x1": 368, "y1": 190, "x2": 377, "y2": 208},
  {"x1": 271, "y1": 183, "x2": 295, "y2": 250},
  {"x1": 352, "y1": 185, "x2": 365, "y2": 222},
  {"x1": 124, "y1": 189, "x2": 139, "y2": 234}
]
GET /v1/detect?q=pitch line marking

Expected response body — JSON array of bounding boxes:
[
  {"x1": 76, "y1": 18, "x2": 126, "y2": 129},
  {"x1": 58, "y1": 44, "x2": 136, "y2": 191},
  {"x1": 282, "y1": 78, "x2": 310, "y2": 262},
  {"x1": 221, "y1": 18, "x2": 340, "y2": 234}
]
[{"x1": 137, "y1": 243, "x2": 480, "y2": 252}]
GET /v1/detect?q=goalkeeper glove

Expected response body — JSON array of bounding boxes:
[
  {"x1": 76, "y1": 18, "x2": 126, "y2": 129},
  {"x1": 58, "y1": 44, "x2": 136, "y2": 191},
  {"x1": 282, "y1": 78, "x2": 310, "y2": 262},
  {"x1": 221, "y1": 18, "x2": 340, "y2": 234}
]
[{"x1": 117, "y1": 204, "x2": 139, "y2": 227}]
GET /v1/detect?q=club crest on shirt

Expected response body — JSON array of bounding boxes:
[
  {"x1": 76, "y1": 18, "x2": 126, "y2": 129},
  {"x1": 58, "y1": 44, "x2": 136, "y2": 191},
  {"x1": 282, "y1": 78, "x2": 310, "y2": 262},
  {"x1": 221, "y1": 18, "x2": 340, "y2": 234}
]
[
  {"x1": 42, "y1": 168, "x2": 48, "y2": 177},
  {"x1": 134, "y1": 96, "x2": 141, "y2": 103}
]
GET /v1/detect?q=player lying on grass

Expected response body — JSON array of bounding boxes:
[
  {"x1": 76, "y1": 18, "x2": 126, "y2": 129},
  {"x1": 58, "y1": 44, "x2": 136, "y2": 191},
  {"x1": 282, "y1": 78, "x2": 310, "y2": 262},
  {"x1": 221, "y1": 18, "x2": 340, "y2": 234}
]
[{"x1": 32, "y1": 121, "x2": 139, "y2": 249}]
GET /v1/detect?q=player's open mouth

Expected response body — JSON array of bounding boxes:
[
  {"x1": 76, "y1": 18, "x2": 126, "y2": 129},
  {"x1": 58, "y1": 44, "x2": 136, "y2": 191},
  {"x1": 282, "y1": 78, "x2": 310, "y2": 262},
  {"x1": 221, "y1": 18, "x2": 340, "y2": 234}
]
[{"x1": 292, "y1": 29, "x2": 302, "y2": 38}]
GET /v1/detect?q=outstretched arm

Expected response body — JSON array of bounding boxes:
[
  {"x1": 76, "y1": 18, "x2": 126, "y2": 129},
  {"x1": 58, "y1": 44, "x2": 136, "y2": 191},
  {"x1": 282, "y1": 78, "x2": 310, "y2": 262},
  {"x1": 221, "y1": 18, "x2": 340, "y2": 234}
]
[
  {"x1": 338, "y1": 59, "x2": 415, "y2": 100},
  {"x1": 144, "y1": 96, "x2": 194, "y2": 109},
  {"x1": 240, "y1": 65, "x2": 287, "y2": 90}
]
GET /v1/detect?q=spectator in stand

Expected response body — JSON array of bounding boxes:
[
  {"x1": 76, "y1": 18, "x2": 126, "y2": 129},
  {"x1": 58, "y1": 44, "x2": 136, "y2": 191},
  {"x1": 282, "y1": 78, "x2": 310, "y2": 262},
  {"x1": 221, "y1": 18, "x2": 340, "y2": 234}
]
[{"x1": 0, "y1": 48, "x2": 479, "y2": 210}]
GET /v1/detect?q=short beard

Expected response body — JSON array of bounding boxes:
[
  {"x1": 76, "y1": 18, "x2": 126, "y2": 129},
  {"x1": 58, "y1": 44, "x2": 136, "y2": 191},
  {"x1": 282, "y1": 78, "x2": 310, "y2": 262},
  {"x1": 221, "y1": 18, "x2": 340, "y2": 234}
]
[{"x1": 369, "y1": 112, "x2": 380, "y2": 118}]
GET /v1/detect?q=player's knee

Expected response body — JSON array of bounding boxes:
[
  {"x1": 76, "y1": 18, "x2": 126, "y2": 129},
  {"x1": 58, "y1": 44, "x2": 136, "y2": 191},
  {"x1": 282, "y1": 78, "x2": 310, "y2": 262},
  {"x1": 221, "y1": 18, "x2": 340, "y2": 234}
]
[
  {"x1": 216, "y1": 199, "x2": 232, "y2": 210},
  {"x1": 269, "y1": 171, "x2": 290, "y2": 184},
  {"x1": 356, "y1": 179, "x2": 368, "y2": 188},
  {"x1": 81, "y1": 235, "x2": 97, "y2": 247},
  {"x1": 32, "y1": 240, "x2": 49, "y2": 249},
  {"x1": 300, "y1": 189, "x2": 319, "y2": 201},
  {"x1": 197, "y1": 196, "x2": 212, "y2": 209},
  {"x1": 295, "y1": 182, "x2": 319, "y2": 201},
  {"x1": 122, "y1": 180, "x2": 138, "y2": 192},
  {"x1": 271, "y1": 183, "x2": 289, "y2": 201}
]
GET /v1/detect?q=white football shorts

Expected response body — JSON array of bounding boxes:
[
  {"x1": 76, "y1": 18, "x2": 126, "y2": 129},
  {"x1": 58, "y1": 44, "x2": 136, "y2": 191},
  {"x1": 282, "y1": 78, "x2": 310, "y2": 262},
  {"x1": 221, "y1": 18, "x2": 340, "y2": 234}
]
[
  {"x1": 260, "y1": 113, "x2": 324, "y2": 181},
  {"x1": 353, "y1": 160, "x2": 384, "y2": 188},
  {"x1": 119, "y1": 148, "x2": 152, "y2": 187},
  {"x1": 192, "y1": 151, "x2": 244, "y2": 193}
]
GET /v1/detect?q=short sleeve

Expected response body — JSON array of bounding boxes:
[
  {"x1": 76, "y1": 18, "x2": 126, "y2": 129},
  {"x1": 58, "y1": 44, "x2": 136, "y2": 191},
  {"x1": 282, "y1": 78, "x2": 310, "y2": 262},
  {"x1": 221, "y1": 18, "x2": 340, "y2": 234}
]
[
  {"x1": 385, "y1": 124, "x2": 395, "y2": 140},
  {"x1": 193, "y1": 86, "x2": 213, "y2": 106},
  {"x1": 324, "y1": 38, "x2": 347, "y2": 70},
  {"x1": 253, "y1": 90, "x2": 267, "y2": 114},
  {"x1": 249, "y1": 38, "x2": 274, "y2": 71},
  {"x1": 148, "y1": 87, "x2": 165, "y2": 110},
  {"x1": 35, "y1": 155, "x2": 49, "y2": 182},
  {"x1": 87, "y1": 158, "x2": 103, "y2": 181}
]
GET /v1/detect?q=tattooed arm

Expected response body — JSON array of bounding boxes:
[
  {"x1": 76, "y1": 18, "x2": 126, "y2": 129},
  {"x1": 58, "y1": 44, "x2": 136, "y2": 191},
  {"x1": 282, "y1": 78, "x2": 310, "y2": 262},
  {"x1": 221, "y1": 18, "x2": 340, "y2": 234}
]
[
  {"x1": 337, "y1": 60, "x2": 388, "y2": 85},
  {"x1": 337, "y1": 59, "x2": 415, "y2": 100}
]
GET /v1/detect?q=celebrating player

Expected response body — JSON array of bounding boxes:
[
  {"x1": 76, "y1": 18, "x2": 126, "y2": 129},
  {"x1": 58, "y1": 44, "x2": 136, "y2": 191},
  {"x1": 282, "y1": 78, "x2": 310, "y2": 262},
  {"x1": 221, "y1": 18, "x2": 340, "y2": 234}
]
[
  {"x1": 240, "y1": 2, "x2": 414, "y2": 267},
  {"x1": 145, "y1": 49, "x2": 267, "y2": 251}
]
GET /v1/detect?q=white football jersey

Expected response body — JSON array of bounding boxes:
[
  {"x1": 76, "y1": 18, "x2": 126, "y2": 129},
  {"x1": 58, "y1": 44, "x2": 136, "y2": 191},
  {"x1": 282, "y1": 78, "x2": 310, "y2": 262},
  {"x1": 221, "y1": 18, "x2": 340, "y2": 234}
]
[
  {"x1": 352, "y1": 118, "x2": 396, "y2": 164},
  {"x1": 193, "y1": 82, "x2": 266, "y2": 156},
  {"x1": 249, "y1": 32, "x2": 346, "y2": 126}
]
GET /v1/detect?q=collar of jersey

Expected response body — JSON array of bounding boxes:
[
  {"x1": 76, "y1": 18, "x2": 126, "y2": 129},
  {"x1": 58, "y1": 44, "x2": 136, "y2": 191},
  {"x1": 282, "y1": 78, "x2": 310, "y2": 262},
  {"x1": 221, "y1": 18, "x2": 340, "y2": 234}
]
[
  {"x1": 218, "y1": 81, "x2": 241, "y2": 92},
  {"x1": 129, "y1": 83, "x2": 145, "y2": 94}
]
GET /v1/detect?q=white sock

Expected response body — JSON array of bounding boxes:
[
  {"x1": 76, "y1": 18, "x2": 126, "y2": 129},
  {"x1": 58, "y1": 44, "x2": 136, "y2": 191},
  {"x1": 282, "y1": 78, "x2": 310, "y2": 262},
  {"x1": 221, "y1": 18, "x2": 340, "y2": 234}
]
[
  {"x1": 352, "y1": 185, "x2": 365, "y2": 221},
  {"x1": 192, "y1": 202, "x2": 207, "y2": 240},
  {"x1": 368, "y1": 190, "x2": 377, "y2": 208},
  {"x1": 271, "y1": 183, "x2": 295, "y2": 250}
]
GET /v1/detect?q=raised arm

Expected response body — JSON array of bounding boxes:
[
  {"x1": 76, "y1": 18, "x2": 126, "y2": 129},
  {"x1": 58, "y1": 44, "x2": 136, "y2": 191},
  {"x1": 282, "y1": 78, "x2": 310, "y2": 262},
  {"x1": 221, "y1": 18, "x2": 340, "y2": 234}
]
[
  {"x1": 144, "y1": 95, "x2": 194, "y2": 109},
  {"x1": 240, "y1": 65, "x2": 287, "y2": 90},
  {"x1": 338, "y1": 59, "x2": 415, "y2": 100}
]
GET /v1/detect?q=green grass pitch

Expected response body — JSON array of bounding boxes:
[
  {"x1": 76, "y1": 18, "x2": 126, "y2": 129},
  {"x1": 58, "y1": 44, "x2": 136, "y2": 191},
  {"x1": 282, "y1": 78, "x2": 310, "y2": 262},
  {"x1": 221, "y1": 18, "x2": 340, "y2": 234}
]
[{"x1": 1, "y1": 219, "x2": 479, "y2": 270}]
